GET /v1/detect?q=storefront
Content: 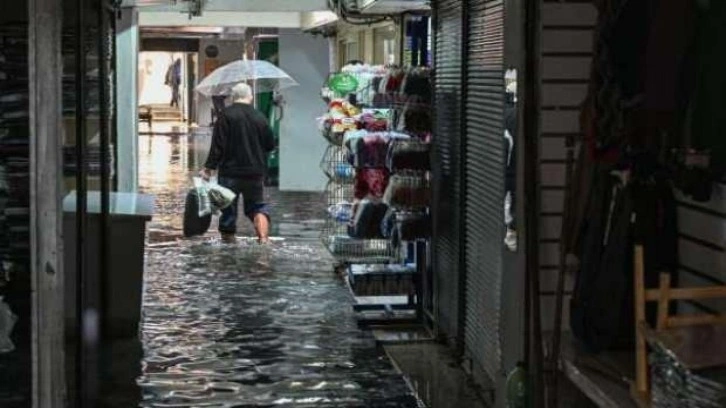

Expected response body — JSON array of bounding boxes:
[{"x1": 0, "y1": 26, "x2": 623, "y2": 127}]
[
  {"x1": 431, "y1": 0, "x2": 726, "y2": 405},
  {"x1": 541, "y1": 0, "x2": 726, "y2": 406},
  {"x1": 14, "y1": 0, "x2": 726, "y2": 405}
]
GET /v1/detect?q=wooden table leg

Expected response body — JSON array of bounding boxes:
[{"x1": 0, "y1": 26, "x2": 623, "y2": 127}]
[{"x1": 634, "y1": 245, "x2": 648, "y2": 398}]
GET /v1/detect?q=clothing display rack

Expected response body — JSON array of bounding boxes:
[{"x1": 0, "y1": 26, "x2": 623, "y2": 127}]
[
  {"x1": 61, "y1": 26, "x2": 115, "y2": 193},
  {"x1": 0, "y1": 24, "x2": 30, "y2": 306},
  {"x1": 319, "y1": 64, "x2": 432, "y2": 327}
]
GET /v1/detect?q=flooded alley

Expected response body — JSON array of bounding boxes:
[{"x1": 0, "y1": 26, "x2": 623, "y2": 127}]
[{"x1": 133, "y1": 132, "x2": 420, "y2": 407}]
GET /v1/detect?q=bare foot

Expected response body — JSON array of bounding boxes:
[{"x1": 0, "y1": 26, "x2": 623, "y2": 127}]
[{"x1": 253, "y1": 213, "x2": 271, "y2": 245}]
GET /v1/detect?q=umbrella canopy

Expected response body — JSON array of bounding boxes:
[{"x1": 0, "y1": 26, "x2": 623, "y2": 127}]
[{"x1": 195, "y1": 59, "x2": 298, "y2": 96}]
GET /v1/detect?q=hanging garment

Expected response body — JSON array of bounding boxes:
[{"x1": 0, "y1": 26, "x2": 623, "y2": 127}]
[
  {"x1": 328, "y1": 201, "x2": 354, "y2": 223},
  {"x1": 380, "y1": 207, "x2": 397, "y2": 239},
  {"x1": 350, "y1": 135, "x2": 388, "y2": 168},
  {"x1": 583, "y1": 0, "x2": 653, "y2": 154},
  {"x1": 401, "y1": 103, "x2": 432, "y2": 134},
  {"x1": 349, "y1": 133, "x2": 409, "y2": 168},
  {"x1": 396, "y1": 213, "x2": 431, "y2": 241},
  {"x1": 354, "y1": 168, "x2": 390, "y2": 200},
  {"x1": 570, "y1": 167, "x2": 678, "y2": 352},
  {"x1": 570, "y1": 169, "x2": 636, "y2": 352},
  {"x1": 504, "y1": 99, "x2": 517, "y2": 229},
  {"x1": 687, "y1": 0, "x2": 726, "y2": 177},
  {"x1": 403, "y1": 72, "x2": 432, "y2": 102},
  {"x1": 383, "y1": 175, "x2": 430, "y2": 209},
  {"x1": 636, "y1": 0, "x2": 696, "y2": 154},
  {"x1": 387, "y1": 140, "x2": 430, "y2": 171},
  {"x1": 348, "y1": 200, "x2": 389, "y2": 239}
]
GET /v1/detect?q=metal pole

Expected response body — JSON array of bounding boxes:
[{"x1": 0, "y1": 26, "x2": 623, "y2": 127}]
[
  {"x1": 99, "y1": 0, "x2": 111, "y2": 350},
  {"x1": 523, "y1": 0, "x2": 544, "y2": 405},
  {"x1": 398, "y1": 15, "x2": 406, "y2": 65},
  {"x1": 549, "y1": 130, "x2": 575, "y2": 408},
  {"x1": 75, "y1": 0, "x2": 90, "y2": 404},
  {"x1": 430, "y1": 0, "x2": 441, "y2": 340},
  {"x1": 28, "y1": 0, "x2": 65, "y2": 404}
]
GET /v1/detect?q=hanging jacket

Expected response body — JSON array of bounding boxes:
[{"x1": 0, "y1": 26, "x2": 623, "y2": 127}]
[
  {"x1": 204, "y1": 103, "x2": 276, "y2": 178},
  {"x1": 687, "y1": 0, "x2": 726, "y2": 177},
  {"x1": 570, "y1": 165, "x2": 678, "y2": 352},
  {"x1": 570, "y1": 169, "x2": 636, "y2": 352}
]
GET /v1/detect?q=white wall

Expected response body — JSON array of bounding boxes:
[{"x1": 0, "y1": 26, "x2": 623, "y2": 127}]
[
  {"x1": 127, "y1": 0, "x2": 328, "y2": 12},
  {"x1": 138, "y1": 12, "x2": 303, "y2": 28},
  {"x1": 278, "y1": 29, "x2": 330, "y2": 192}
]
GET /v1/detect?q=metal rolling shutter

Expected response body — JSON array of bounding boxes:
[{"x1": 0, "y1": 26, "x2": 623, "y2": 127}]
[
  {"x1": 431, "y1": 0, "x2": 465, "y2": 344},
  {"x1": 463, "y1": 0, "x2": 505, "y2": 383}
]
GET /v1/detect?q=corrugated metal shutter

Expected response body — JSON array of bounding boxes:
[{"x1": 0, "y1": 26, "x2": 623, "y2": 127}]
[
  {"x1": 431, "y1": 0, "x2": 464, "y2": 344},
  {"x1": 463, "y1": 0, "x2": 505, "y2": 383}
]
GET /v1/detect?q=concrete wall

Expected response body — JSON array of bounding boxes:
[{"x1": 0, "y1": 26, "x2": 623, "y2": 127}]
[
  {"x1": 278, "y1": 29, "x2": 329, "y2": 192},
  {"x1": 196, "y1": 39, "x2": 246, "y2": 126},
  {"x1": 116, "y1": 8, "x2": 139, "y2": 192}
]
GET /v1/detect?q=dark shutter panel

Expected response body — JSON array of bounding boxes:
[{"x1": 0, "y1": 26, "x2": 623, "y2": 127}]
[
  {"x1": 431, "y1": 0, "x2": 464, "y2": 343},
  {"x1": 463, "y1": 0, "x2": 506, "y2": 383}
]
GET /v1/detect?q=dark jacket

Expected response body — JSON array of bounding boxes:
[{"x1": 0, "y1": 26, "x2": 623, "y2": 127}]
[{"x1": 204, "y1": 103, "x2": 275, "y2": 178}]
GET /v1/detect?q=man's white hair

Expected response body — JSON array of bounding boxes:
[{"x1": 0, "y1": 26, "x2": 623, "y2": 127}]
[{"x1": 230, "y1": 83, "x2": 253, "y2": 101}]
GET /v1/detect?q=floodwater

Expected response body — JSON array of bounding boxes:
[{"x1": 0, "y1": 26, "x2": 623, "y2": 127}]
[{"x1": 130, "y1": 132, "x2": 420, "y2": 407}]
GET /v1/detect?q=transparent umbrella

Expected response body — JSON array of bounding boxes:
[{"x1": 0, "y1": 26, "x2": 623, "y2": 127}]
[{"x1": 195, "y1": 59, "x2": 298, "y2": 96}]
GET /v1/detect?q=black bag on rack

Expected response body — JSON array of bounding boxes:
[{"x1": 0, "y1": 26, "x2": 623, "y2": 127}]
[
  {"x1": 570, "y1": 168, "x2": 678, "y2": 352},
  {"x1": 348, "y1": 200, "x2": 388, "y2": 239},
  {"x1": 183, "y1": 188, "x2": 212, "y2": 237},
  {"x1": 570, "y1": 170, "x2": 636, "y2": 352}
]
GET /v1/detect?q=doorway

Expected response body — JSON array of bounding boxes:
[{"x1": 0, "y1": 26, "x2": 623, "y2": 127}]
[{"x1": 138, "y1": 51, "x2": 196, "y2": 134}]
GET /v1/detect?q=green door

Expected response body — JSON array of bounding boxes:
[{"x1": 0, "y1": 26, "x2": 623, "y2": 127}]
[{"x1": 256, "y1": 40, "x2": 280, "y2": 186}]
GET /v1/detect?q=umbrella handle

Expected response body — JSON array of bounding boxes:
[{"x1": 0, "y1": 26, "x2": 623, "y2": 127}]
[{"x1": 273, "y1": 92, "x2": 285, "y2": 122}]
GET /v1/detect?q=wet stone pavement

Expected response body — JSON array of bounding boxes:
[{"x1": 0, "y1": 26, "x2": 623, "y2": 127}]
[{"x1": 132, "y1": 134, "x2": 420, "y2": 407}]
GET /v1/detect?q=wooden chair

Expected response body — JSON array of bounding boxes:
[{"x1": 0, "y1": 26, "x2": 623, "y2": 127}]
[
  {"x1": 139, "y1": 106, "x2": 153, "y2": 129},
  {"x1": 632, "y1": 244, "x2": 726, "y2": 406}
]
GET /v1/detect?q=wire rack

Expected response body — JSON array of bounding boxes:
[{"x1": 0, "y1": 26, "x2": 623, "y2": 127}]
[
  {"x1": 320, "y1": 180, "x2": 399, "y2": 263},
  {"x1": 320, "y1": 144, "x2": 354, "y2": 183},
  {"x1": 382, "y1": 172, "x2": 432, "y2": 210},
  {"x1": 347, "y1": 264, "x2": 417, "y2": 297}
]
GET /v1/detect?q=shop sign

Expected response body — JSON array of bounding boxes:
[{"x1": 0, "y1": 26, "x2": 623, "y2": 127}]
[{"x1": 328, "y1": 73, "x2": 359, "y2": 95}]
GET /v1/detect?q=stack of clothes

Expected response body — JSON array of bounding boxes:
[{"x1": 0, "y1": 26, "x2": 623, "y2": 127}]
[
  {"x1": 61, "y1": 28, "x2": 102, "y2": 116},
  {"x1": 62, "y1": 144, "x2": 115, "y2": 178},
  {"x1": 348, "y1": 264, "x2": 417, "y2": 297},
  {"x1": 0, "y1": 25, "x2": 29, "y2": 265},
  {"x1": 0, "y1": 24, "x2": 30, "y2": 302}
]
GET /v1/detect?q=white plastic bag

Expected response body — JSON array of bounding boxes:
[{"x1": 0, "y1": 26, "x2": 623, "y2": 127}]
[
  {"x1": 192, "y1": 177, "x2": 235, "y2": 216},
  {"x1": 0, "y1": 296, "x2": 17, "y2": 354},
  {"x1": 207, "y1": 183, "x2": 236, "y2": 211},
  {"x1": 193, "y1": 177, "x2": 213, "y2": 217}
]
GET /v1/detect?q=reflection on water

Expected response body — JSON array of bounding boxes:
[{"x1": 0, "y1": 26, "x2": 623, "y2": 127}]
[{"x1": 130, "y1": 133, "x2": 419, "y2": 407}]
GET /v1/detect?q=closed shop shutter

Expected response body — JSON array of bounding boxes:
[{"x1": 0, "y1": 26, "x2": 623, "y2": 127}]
[
  {"x1": 431, "y1": 0, "x2": 465, "y2": 344},
  {"x1": 463, "y1": 0, "x2": 506, "y2": 383}
]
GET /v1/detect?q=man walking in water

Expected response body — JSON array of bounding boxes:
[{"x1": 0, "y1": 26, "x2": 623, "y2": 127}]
[{"x1": 200, "y1": 83, "x2": 275, "y2": 244}]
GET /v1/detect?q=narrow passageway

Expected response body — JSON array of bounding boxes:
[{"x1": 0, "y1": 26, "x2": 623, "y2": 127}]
[{"x1": 135, "y1": 132, "x2": 420, "y2": 407}]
